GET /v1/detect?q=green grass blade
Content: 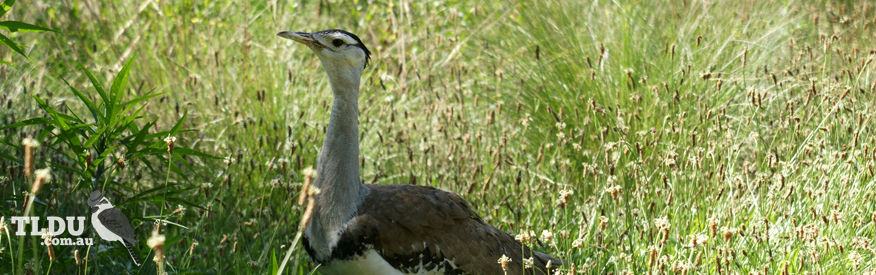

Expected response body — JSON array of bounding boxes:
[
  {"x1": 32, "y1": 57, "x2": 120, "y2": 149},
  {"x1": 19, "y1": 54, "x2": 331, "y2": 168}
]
[
  {"x1": 0, "y1": 150, "x2": 17, "y2": 162},
  {"x1": 120, "y1": 91, "x2": 162, "y2": 110},
  {"x1": 62, "y1": 78, "x2": 102, "y2": 126},
  {"x1": 168, "y1": 111, "x2": 187, "y2": 136},
  {"x1": 271, "y1": 249, "x2": 279, "y2": 274},
  {"x1": 93, "y1": 143, "x2": 119, "y2": 168},
  {"x1": 110, "y1": 56, "x2": 135, "y2": 107},
  {"x1": 0, "y1": 32, "x2": 28, "y2": 60},
  {"x1": 77, "y1": 63, "x2": 110, "y2": 116},
  {"x1": 108, "y1": 104, "x2": 147, "y2": 142},
  {"x1": 0, "y1": 21, "x2": 54, "y2": 32},
  {"x1": 0, "y1": 0, "x2": 14, "y2": 18},
  {"x1": 32, "y1": 95, "x2": 69, "y2": 130},
  {"x1": 142, "y1": 128, "x2": 195, "y2": 141},
  {"x1": 82, "y1": 125, "x2": 108, "y2": 149},
  {"x1": 164, "y1": 195, "x2": 206, "y2": 210},
  {"x1": 47, "y1": 159, "x2": 83, "y2": 177},
  {"x1": 126, "y1": 119, "x2": 157, "y2": 148},
  {"x1": 0, "y1": 117, "x2": 49, "y2": 130}
]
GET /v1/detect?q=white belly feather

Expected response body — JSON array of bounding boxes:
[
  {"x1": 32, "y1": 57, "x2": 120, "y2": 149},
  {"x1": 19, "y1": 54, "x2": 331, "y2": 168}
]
[
  {"x1": 319, "y1": 249, "x2": 450, "y2": 275},
  {"x1": 91, "y1": 209, "x2": 121, "y2": 242}
]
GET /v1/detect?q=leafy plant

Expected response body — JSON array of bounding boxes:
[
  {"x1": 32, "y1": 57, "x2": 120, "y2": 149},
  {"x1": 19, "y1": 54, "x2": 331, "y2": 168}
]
[
  {"x1": 3, "y1": 56, "x2": 213, "y2": 190},
  {"x1": 0, "y1": 0, "x2": 54, "y2": 63},
  {"x1": 1, "y1": 56, "x2": 216, "y2": 272}
]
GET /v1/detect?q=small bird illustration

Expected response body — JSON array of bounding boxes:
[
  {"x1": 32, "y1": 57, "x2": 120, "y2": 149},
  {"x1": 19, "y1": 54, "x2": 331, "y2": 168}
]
[{"x1": 88, "y1": 190, "x2": 141, "y2": 266}]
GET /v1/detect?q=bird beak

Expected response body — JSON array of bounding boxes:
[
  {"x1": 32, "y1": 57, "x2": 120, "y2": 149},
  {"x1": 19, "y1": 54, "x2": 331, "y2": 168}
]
[{"x1": 278, "y1": 31, "x2": 321, "y2": 48}]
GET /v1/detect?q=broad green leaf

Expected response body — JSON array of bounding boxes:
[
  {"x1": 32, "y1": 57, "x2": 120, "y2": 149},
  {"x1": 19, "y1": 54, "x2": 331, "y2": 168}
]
[
  {"x1": 108, "y1": 104, "x2": 147, "y2": 141},
  {"x1": 0, "y1": 21, "x2": 54, "y2": 32},
  {"x1": 33, "y1": 95, "x2": 69, "y2": 130},
  {"x1": 63, "y1": 78, "x2": 102, "y2": 125},
  {"x1": 37, "y1": 124, "x2": 55, "y2": 140},
  {"x1": 110, "y1": 56, "x2": 136, "y2": 107},
  {"x1": 93, "y1": 143, "x2": 120, "y2": 168},
  {"x1": 77, "y1": 63, "x2": 110, "y2": 116},
  {"x1": 168, "y1": 111, "x2": 187, "y2": 136},
  {"x1": 82, "y1": 124, "x2": 108, "y2": 149},
  {"x1": 0, "y1": 32, "x2": 28, "y2": 59},
  {"x1": 129, "y1": 119, "x2": 156, "y2": 147},
  {"x1": 60, "y1": 102, "x2": 88, "y2": 126},
  {"x1": 0, "y1": 117, "x2": 49, "y2": 130},
  {"x1": 120, "y1": 91, "x2": 162, "y2": 109},
  {"x1": 53, "y1": 124, "x2": 92, "y2": 147}
]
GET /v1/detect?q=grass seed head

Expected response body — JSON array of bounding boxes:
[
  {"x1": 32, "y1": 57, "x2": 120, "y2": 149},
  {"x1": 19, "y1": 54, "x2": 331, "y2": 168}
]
[
  {"x1": 605, "y1": 181, "x2": 622, "y2": 200},
  {"x1": 41, "y1": 233, "x2": 55, "y2": 261},
  {"x1": 848, "y1": 251, "x2": 861, "y2": 268},
  {"x1": 655, "y1": 216, "x2": 671, "y2": 231},
  {"x1": 688, "y1": 234, "x2": 708, "y2": 248},
  {"x1": 189, "y1": 241, "x2": 199, "y2": 257},
  {"x1": 164, "y1": 136, "x2": 177, "y2": 154},
  {"x1": 116, "y1": 153, "x2": 126, "y2": 168},
  {"x1": 523, "y1": 257, "x2": 534, "y2": 269},
  {"x1": 557, "y1": 189, "x2": 573, "y2": 207},
  {"x1": 22, "y1": 137, "x2": 39, "y2": 178},
  {"x1": 709, "y1": 217, "x2": 718, "y2": 237},
  {"x1": 515, "y1": 230, "x2": 534, "y2": 243},
  {"x1": 721, "y1": 227, "x2": 734, "y2": 242},
  {"x1": 497, "y1": 254, "x2": 512, "y2": 272},
  {"x1": 540, "y1": 229, "x2": 554, "y2": 243},
  {"x1": 572, "y1": 238, "x2": 584, "y2": 248},
  {"x1": 32, "y1": 168, "x2": 51, "y2": 194},
  {"x1": 148, "y1": 228, "x2": 167, "y2": 268}
]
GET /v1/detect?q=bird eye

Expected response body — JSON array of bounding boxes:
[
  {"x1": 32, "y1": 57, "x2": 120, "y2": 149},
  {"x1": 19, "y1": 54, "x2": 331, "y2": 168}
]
[{"x1": 332, "y1": 39, "x2": 344, "y2": 47}]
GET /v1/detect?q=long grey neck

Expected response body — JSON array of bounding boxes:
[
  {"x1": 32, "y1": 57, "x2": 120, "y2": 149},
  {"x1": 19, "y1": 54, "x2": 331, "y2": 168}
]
[{"x1": 306, "y1": 67, "x2": 368, "y2": 261}]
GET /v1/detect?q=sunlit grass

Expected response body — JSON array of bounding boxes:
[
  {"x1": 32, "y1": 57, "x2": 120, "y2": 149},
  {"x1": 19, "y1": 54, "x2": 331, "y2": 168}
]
[{"x1": 1, "y1": 0, "x2": 875, "y2": 274}]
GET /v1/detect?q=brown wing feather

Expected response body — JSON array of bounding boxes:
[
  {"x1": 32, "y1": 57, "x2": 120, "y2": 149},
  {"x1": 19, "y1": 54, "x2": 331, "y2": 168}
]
[{"x1": 339, "y1": 184, "x2": 558, "y2": 274}]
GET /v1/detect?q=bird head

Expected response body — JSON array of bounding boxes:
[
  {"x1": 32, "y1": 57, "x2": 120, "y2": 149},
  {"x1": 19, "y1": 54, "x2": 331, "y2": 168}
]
[
  {"x1": 278, "y1": 29, "x2": 371, "y2": 92},
  {"x1": 87, "y1": 190, "x2": 113, "y2": 211}
]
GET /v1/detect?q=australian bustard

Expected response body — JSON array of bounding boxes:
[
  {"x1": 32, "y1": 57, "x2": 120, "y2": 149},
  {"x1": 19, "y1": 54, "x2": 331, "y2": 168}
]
[{"x1": 279, "y1": 29, "x2": 561, "y2": 274}]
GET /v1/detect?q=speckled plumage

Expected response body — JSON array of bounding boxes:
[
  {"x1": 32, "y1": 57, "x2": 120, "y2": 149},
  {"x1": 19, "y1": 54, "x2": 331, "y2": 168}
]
[{"x1": 304, "y1": 184, "x2": 559, "y2": 274}]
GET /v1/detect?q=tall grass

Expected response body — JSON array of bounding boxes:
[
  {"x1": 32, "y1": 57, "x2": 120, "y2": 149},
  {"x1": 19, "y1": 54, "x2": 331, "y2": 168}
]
[
  {"x1": 1, "y1": 0, "x2": 875, "y2": 274},
  {"x1": 487, "y1": 0, "x2": 876, "y2": 273}
]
